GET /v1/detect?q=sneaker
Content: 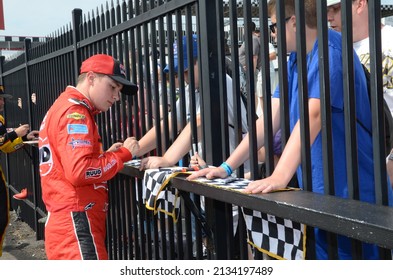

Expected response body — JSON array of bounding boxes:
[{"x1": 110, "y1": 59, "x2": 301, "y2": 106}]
[{"x1": 13, "y1": 188, "x2": 27, "y2": 200}]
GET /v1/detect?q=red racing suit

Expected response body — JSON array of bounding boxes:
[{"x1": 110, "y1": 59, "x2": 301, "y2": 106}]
[{"x1": 38, "y1": 86, "x2": 132, "y2": 260}]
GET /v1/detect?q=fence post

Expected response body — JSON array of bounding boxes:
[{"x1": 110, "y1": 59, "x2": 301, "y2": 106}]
[
  {"x1": 0, "y1": 56, "x2": 8, "y2": 184},
  {"x1": 22, "y1": 38, "x2": 41, "y2": 234},
  {"x1": 198, "y1": 0, "x2": 229, "y2": 260},
  {"x1": 24, "y1": 39, "x2": 32, "y2": 126},
  {"x1": 72, "y1": 9, "x2": 82, "y2": 81},
  {"x1": 0, "y1": 56, "x2": 4, "y2": 82}
]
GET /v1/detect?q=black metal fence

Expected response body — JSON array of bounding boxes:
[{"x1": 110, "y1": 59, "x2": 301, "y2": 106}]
[{"x1": 1, "y1": 0, "x2": 393, "y2": 260}]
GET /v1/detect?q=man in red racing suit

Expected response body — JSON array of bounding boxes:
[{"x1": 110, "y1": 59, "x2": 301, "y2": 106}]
[{"x1": 38, "y1": 54, "x2": 139, "y2": 259}]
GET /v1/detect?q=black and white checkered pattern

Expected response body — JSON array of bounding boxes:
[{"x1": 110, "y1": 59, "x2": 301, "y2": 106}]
[
  {"x1": 222, "y1": 0, "x2": 259, "y2": 8},
  {"x1": 143, "y1": 169, "x2": 182, "y2": 221},
  {"x1": 151, "y1": 0, "x2": 259, "y2": 8},
  {"x1": 142, "y1": 170, "x2": 305, "y2": 258},
  {"x1": 194, "y1": 177, "x2": 251, "y2": 190},
  {"x1": 242, "y1": 208, "x2": 305, "y2": 260}
]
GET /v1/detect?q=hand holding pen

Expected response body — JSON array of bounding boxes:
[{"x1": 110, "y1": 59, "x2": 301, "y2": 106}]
[{"x1": 190, "y1": 152, "x2": 208, "y2": 169}]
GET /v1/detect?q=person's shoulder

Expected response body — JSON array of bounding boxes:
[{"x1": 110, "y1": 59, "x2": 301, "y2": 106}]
[
  {"x1": 325, "y1": 29, "x2": 343, "y2": 57},
  {"x1": 51, "y1": 87, "x2": 92, "y2": 118},
  {"x1": 327, "y1": 29, "x2": 342, "y2": 48}
]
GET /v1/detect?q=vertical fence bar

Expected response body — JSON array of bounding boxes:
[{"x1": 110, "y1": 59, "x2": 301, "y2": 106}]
[
  {"x1": 316, "y1": 0, "x2": 337, "y2": 260},
  {"x1": 259, "y1": 0, "x2": 275, "y2": 178},
  {"x1": 369, "y1": 0, "x2": 388, "y2": 205},
  {"x1": 23, "y1": 38, "x2": 40, "y2": 236},
  {"x1": 72, "y1": 9, "x2": 82, "y2": 81},
  {"x1": 242, "y1": 0, "x2": 259, "y2": 180},
  {"x1": 198, "y1": 0, "x2": 228, "y2": 260},
  {"x1": 294, "y1": 0, "x2": 312, "y2": 191},
  {"x1": 368, "y1": 0, "x2": 391, "y2": 259},
  {"x1": 276, "y1": 0, "x2": 290, "y2": 150},
  {"x1": 341, "y1": 0, "x2": 363, "y2": 259}
]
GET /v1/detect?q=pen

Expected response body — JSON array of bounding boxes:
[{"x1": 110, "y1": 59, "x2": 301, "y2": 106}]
[{"x1": 159, "y1": 166, "x2": 200, "y2": 172}]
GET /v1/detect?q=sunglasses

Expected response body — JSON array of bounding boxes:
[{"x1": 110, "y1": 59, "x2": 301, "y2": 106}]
[{"x1": 269, "y1": 16, "x2": 292, "y2": 34}]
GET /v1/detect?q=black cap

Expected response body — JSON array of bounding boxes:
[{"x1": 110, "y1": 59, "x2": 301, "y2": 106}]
[{"x1": 0, "y1": 86, "x2": 12, "y2": 99}]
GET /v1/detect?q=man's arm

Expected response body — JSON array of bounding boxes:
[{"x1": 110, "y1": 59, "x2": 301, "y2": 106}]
[
  {"x1": 187, "y1": 98, "x2": 281, "y2": 180},
  {"x1": 140, "y1": 115, "x2": 202, "y2": 169},
  {"x1": 387, "y1": 150, "x2": 393, "y2": 189},
  {"x1": 135, "y1": 114, "x2": 176, "y2": 157},
  {"x1": 245, "y1": 98, "x2": 321, "y2": 193},
  {"x1": 226, "y1": 98, "x2": 280, "y2": 170},
  {"x1": 134, "y1": 124, "x2": 159, "y2": 157},
  {"x1": 269, "y1": 52, "x2": 277, "y2": 61},
  {"x1": 253, "y1": 55, "x2": 258, "y2": 73}
]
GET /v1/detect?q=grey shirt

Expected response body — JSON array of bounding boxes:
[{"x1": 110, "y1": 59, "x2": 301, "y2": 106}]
[{"x1": 238, "y1": 33, "x2": 261, "y2": 71}]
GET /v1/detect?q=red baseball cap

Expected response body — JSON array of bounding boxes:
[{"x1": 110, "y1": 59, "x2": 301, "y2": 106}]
[{"x1": 80, "y1": 54, "x2": 138, "y2": 95}]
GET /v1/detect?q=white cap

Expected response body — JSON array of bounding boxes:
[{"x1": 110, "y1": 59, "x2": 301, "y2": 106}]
[{"x1": 327, "y1": 0, "x2": 341, "y2": 6}]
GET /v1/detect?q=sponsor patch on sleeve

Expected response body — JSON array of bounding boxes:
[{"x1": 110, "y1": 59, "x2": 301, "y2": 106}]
[
  {"x1": 67, "y1": 124, "x2": 89, "y2": 135},
  {"x1": 67, "y1": 112, "x2": 86, "y2": 120},
  {"x1": 68, "y1": 138, "x2": 92, "y2": 149},
  {"x1": 85, "y1": 167, "x2": 102, "y2": 179}
]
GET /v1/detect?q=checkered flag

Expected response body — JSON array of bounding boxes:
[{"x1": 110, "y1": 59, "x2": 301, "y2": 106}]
[
  {"x1": 194, "y1": 176, "x2": 305, "y2": 259},
  {"x1": 143, "y1": 169, "x2": 183, "y2": 222},
  {"x1": 242, "y1": 208, "x2": 306, "y2": 260},
  {"x1": 194, "y1": 177, "x2": 251, "y2": 190}
]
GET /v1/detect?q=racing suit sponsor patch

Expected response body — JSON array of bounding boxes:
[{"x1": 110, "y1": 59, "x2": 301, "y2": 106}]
[
  {"x1": 67, "y1": 124, "x2": 89, "y2": 134},
  {"x1": 39, "y1": 144, "x2": 53, "y2": 176},
  {"x1": 84, "y1": 202, "x2": 96, "y2": 211},
  {"x1": 103, "y1": 159, "x2": 117, "y2": 173},
  {"x1": 68, "y1": 138, "x2": 92, "y2": 149},
  {"x1": 67, "y1": 112, "x2": 86, "y2": 120},
  {"x1": 85, "y1": 167, "x2": 102, "y2": 179}
]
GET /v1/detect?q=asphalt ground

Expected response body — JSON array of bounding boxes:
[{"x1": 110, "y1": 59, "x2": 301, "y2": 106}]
[{"x1": 0, "y1": 210, "x2": 46, "y2": 260}]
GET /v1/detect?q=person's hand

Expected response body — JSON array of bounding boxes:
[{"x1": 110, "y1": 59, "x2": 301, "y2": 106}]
[
  {"x1": 186, "y1": 166, "x2": 228, "y2": 181},
  {"x1": 190, "y1": 152, "x2": 207, "y2": 169},
  {"x1": 14, "y1": 124, "x2": 30, "y2": 137},
  {"x1": 26, "y1": 130, "x2": 39, "y2": 140},
  {"x1": 243, "y1": 174, "x2": 287, "y2": 194},
  {"x1": 107, "y1": 142, "x2": 123, "y2": 152},
  {"x1": 140, "y1": 156, "x2": 170, "y2": 170},
  {"x1": 123, "y1": 137, "x2": 139, "y2": 156}
]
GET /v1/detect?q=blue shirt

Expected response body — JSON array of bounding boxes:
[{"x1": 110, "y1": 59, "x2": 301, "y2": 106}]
[{"x1": 273, "y1": 29, "x2": 393, "y2": 259}]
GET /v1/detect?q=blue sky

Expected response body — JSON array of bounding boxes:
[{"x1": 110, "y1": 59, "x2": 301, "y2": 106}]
[{"x1": 0, "y1": 0, "x2": 108, "y2": 37}]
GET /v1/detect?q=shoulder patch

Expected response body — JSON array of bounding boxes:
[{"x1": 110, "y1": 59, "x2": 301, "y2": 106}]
[
  {"x1": 67, "y1": 124, "x2": 89, "y2": 135},
  {"x1": 67, "y1": 112, "x2": 86, "y2": 120}
]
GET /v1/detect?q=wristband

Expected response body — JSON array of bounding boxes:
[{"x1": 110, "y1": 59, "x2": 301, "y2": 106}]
[{"x1": 220, "y1": 162, "x2": 233, "y2": 176}]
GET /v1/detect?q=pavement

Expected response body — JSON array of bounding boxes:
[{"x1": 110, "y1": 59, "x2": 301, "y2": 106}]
[{"x1": 0, "y1": 210, "x2": 46, "y2": 260}]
